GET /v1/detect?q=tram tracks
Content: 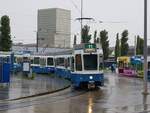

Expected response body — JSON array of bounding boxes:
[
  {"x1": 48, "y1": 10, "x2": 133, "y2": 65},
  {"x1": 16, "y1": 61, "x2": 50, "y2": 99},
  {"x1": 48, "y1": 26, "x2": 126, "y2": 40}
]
[{"x1": 0, "y1": 88, "x2": 88, "y2": 111}]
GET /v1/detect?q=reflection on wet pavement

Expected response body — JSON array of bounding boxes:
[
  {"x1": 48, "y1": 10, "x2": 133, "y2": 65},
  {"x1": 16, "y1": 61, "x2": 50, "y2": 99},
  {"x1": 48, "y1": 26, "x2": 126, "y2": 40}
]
[
  {"x1": 1, "y1": 72, "x2": 150, "y2": 113},
  {"x1": 0, "y1": 74, "x2": 70, "y2": 100}
]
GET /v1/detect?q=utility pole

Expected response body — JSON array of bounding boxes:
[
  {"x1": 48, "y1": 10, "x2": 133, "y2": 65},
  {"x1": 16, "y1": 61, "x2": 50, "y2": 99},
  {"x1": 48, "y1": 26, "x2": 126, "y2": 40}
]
[
  {"x1": 76, "y1": 0, "x2": 94, "y2": 44},
  {"x1": 81, "y1": 0, "x2": 83, "y2": 43},
  {"x1": 143, "y1": 0, "x2": 148, "y2": 95}
]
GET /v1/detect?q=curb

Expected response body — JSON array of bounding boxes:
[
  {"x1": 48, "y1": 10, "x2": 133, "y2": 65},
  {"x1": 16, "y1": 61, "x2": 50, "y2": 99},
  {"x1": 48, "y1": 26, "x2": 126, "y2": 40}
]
[{"x1": 3, "y1": 83, "x2": 71, "y2": 102}]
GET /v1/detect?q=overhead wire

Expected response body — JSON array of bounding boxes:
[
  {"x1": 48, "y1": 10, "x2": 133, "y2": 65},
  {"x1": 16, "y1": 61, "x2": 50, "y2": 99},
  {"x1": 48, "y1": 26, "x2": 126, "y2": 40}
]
[{"x1": 68, "y1": 0, "x2": 81, "y2": 14}]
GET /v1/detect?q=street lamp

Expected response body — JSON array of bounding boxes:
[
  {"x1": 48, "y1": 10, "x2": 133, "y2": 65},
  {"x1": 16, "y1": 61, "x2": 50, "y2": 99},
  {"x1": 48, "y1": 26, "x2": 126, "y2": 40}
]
[{"x1": 143, "y1": 0, "x2": 148, "y2": 95}]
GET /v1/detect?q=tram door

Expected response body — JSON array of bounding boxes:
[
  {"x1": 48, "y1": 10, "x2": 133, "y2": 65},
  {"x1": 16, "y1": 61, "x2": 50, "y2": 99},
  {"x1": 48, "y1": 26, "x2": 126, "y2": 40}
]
[{"x1": 75, "y1": 54, "x2": 82, "y2": 71}]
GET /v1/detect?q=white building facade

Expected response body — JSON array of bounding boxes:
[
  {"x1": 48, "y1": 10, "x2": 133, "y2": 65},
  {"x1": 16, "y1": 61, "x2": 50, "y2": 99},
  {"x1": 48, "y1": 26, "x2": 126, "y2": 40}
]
[{"x1": 38, "y1": 8, "x2": 71, "y2": 48}]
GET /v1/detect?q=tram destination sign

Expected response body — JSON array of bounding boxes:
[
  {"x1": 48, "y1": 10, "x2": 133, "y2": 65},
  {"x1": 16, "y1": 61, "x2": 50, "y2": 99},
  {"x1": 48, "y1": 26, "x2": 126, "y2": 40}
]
[{"x1": 84, "y1": 43, "x2": 96, "y2": 53}]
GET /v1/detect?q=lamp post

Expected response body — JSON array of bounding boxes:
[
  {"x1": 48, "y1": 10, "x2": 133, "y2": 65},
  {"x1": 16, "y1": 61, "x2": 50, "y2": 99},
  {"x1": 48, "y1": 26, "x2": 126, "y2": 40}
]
[{"x1": 143, "y1": 0, "x2": 148, "y2": 95}]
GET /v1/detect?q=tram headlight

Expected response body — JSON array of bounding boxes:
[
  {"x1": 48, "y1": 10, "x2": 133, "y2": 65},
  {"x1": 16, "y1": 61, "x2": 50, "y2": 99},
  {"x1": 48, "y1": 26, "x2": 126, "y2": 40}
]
[{"x1": 89, "y1": 76, "x2": 93, "y2": 79}]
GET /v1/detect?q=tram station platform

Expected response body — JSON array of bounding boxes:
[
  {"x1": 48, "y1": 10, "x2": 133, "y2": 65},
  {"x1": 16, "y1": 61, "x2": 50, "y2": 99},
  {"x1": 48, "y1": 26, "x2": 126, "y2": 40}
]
[{"x1": 0, "y1": 74, "x2": 70, "y2": 100}]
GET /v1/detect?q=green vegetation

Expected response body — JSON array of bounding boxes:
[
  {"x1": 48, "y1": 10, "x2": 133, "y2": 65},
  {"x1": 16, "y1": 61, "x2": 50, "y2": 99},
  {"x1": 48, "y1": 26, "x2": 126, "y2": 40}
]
[
  {"x1": 81, "y1": 25, "x2": 91, "y2": 43},
  {"x1": 99, "y1": 30, "x2": 109, "y2": 60},
  {"x1": 137, "y1": 70, "x2": 144, "y2": 77},
  {"x1": 0, "y1": 15, "x2": 12, "y2": 51},
  {"x1": 115, "y1": 33, "x2": 120, "y2": 61},
  {"x1": 29, "y1": 73, "x2": 35, "y2": 79},
  {"x1": 120, "y1": 30, "x2": 129, "y2": 56},
  {"x1": 136, "y1": 35, "x2": 144, "y2": 55},
  {"x1": 93, "y1": 30, "x2": 97, "y2": 44}
]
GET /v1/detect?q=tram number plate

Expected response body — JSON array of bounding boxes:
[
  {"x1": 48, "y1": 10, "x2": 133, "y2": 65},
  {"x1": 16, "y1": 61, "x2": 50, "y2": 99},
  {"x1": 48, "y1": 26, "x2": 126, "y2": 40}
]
[
  {"x1": 84, "y1": 44, "x2": 96, "y2": 53},
  {"x1": 89, "y1": 81, "x2": 94, "y2": 83}
]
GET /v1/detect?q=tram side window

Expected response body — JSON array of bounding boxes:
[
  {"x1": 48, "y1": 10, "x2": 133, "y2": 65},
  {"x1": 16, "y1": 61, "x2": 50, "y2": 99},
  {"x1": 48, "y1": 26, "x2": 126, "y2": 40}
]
[
  {"x1": 34, "y1": 57, "x2": 40, "y2": 65},
  {"x1": 99, "y1": 55, "x2": 103, "y2": 70},
  {"x1": 75, "y1": 54, "x2": 82, "y2": 71},
  {"x1": 47, "y1": 57, "x2": 54, "y2": 66},
  {"x1": 31, "y1": 58, "x2": 33, "y2": 64},
  {"x1": 14, "y1": 57, "x2": 17, "y2": 63},
  {"x1": 118, "y1": 61, "x2": 124, "y2": 68},
  {"x1": 23, "y1": 57, "x2": 27, "y2": 61},
  {"x1": 148, "y1": 62, "x2": 150, "y2": 69},
  {"x1": 67, "y1": 58, "x2": 70, "y2": 67},
  {"x1": 40, "y1": 58, "x2": 46, "y2": 66},
  {"x1": 56, "y1": 58, "x2": 64, "y2": 66},
  {"x1": 16, "y1": 57, "x2": 22, "y2": 64},
  {"x1": 64, "y1": 58, "x2": 70, "y2": 68},
  {"x1": 3, "y1": 56, "x2": 9, "y2": 63}
]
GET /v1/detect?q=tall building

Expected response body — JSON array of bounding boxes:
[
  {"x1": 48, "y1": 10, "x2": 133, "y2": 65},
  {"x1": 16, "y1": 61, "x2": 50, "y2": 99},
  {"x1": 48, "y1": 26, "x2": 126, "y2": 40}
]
[{"x1": 38, "y1": 8, "x2": 71, "y2": 48}]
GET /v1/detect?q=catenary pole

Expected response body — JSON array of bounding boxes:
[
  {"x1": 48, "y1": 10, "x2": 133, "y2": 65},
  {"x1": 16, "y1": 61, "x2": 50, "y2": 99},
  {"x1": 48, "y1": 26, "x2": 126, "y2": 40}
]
[
  {"x1": 81, "y1": 0, "x2": 83, "y2": 43},
  {"x1": 143, "y1": 0, "x2": 148, "y2": 95}
]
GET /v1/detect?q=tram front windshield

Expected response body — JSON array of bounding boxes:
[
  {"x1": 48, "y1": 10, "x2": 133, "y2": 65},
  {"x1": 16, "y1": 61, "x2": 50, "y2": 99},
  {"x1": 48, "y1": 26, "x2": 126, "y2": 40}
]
[{"x1": 83, "y1": 54, "x2": 97, "y2": 70}]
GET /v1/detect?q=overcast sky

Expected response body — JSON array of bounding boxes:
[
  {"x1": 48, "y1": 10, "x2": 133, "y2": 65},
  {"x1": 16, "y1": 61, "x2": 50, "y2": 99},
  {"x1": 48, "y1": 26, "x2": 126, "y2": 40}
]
[{"x1": 0, "y1": 0, "x2": 149, "y2": 46}]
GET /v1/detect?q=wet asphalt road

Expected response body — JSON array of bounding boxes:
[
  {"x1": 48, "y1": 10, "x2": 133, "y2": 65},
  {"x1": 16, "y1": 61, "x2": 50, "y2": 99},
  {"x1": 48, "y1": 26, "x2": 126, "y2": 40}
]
[
  {"x1": 0, "y1": 74, "x2": 70, "y2": 100},
  {"x1": 1, "y1": 72, "x2": 150, "y2": 113}
]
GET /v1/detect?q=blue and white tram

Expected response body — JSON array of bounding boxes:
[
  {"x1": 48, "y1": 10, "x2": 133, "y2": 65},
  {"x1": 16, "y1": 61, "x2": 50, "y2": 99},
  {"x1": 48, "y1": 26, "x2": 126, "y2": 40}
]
[
  {"x1": 0, "y1": 52, "x2": 11, "y2": 63},
  {"x1": 70, "y1": 44, "x2": 104, "y2": 88},
  {"x1": 0, "y1": 52, "x2": 15, "y2": 72},
  {"x1": 14, "y1": 54, "x2": 24, "y2": 72},
  {"x1": 31, "y1": 55, "x2": 55, "y2": 74},
  {"x1": 147, "y1": 56, "x2": 150, "y2": 81},
  {"x1": 55, "y1": 54, "x2": 72, "y2": 79}
]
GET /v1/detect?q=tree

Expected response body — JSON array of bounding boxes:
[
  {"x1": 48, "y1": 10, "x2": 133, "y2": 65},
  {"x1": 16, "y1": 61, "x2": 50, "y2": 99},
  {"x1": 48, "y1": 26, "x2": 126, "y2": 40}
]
[
  {"x1": 93, "y1": 30, "x2": 97, "y2": 44},
  {"x1": 81, "y1": 25, "x2": 91, "y2": 43},
  {"x1": 96, "y1": 38, "x2": 100, "y2": 43},
  {"x1": 120, "y1": 30, "x2": 129, "y2": 56},
  {"x1": 136, "y1": 35, "x2": 144, "y2": 55},
  {"x1": 73, "y1": 34, "x2": 77, "y2": 45},
  {"x1": 0, "y1": 15, "x2": 12, "y2": 51},
  {"x1": 100, "y1": 30, "x2": 109, "y2": 60},
  {"x1": 115, "y1": 33, "x2": 120, "y2": 61}
]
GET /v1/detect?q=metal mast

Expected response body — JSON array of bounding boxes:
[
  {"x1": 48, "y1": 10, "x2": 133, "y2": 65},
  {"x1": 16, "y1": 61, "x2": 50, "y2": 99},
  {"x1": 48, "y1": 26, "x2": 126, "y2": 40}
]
[
  {"x1": 143, "y1": 0, "x2": 148, "y2": 95},
  {"x1": 81, "y1": 0, "x2": 83, "y2": 43},
  {"x1": 76, "y1": 0, "x2": 94, "y2": 43}
]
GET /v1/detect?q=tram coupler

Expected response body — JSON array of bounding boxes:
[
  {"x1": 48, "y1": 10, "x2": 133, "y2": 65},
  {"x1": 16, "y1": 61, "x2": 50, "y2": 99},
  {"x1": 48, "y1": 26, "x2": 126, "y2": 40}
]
[{"x1": 88, "y1": 81, "x2": 95, "y2": 89}]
